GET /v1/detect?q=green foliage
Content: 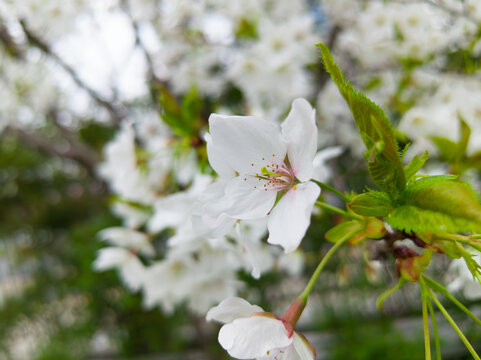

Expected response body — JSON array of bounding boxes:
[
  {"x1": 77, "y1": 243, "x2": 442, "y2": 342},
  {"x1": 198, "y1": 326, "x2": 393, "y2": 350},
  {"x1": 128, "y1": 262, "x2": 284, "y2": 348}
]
[
  {"x1": 376, "y1": 279, "x2": 406, "y2": 311},
  {"x1": 431, "y1": 116, "x2": 472, "y2": 174},
  {"x1": 404, "y1": 151, "x2": 429, "y2": 183},
  {"x1": 349, "y1": 191, "x2": 393, "y2": 217},
  {"x1": 325, "y1": 221, "x2": 364, "y2": 243},
  {"x1": 78, "y1": 122, "x2": 116, "y2": 151},
  {"x1": 431, "y1": 137, "x2": 460, "y2": 163},
  {"x1": 325, "y1": 217, "x2": 385, "y2": 245},
  {"x1": 387, "y1": 176, "x2": 481, "y2": 233},
  {"x1": 457, "y1": 117, "x2": 471, "y2": 163},
  {"x1": 327, "y1": 320, "x2": 424, "y2": 360},
  {"x1": 235, "y1": 18, "x2": 258, "y2": 39},
  {"x1": 318, "y1": 43, "x2": 405, "y2": 202},
  {"x1": 159, "y1": 87, "x2": 204, "y2": 137},
  {"x1": 318, "y1": 44, "x2": 481, "y2": 237},
  {"x1": 0, "y1": 135, "x2": 200, "y2": 359}
]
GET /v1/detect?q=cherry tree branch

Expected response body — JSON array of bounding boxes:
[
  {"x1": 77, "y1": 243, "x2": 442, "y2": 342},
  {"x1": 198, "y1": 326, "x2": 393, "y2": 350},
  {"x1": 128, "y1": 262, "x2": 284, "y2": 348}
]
[
  {"x1": 8, "y1": 124, "x2": 100, "y2": 177},
  {"x1": 19, "y1": 20, "x2": 126, "y2": 124}
]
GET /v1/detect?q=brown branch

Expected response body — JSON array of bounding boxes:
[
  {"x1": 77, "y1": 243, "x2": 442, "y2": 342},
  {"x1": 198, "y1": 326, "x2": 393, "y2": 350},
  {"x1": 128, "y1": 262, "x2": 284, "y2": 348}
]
[
  {"x1": 19, "y1": 20, "x2": 126, "y2": 124},
  {"x1": 8, "y1": 126, "x2": 100, "y2": 177},
  {"x1": 120, "y1": 0, "x2": 167, "y2": 104},
  {"x1": 0, "y1": 20, "x2": 24, "y2": 58}
]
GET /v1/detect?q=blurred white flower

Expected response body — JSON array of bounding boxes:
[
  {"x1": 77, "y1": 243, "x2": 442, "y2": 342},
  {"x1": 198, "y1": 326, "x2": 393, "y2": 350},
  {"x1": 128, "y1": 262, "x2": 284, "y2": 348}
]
[
  {"x1": 93, "y1": 247, "x2": 146, "y2": 292},
  {"x1": 142, "y1": 245, "x2": 244, "y2": 314},
  {"x1": 447, "y1": 254, "x2": 481, "y2": 300},
  {"x1": 98, "y1": 227, "x2": 155, "y2": 257},
  {"x1": 98, "y1": 122, "x2": 157, "y2": 204}
]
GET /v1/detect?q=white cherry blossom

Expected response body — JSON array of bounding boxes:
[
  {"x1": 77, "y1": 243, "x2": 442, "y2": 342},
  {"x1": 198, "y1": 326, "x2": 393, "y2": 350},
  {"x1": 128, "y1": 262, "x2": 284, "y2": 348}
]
[
  {"x1": 206, "y1": 297, "x2": 315, "y2": 360},
  {"x1": 204, "y1": 98, "x2": 320, "y2": 253},
  {"x1": 93, "y1": 247, "x2": 146, "y2": 292},
  {"x1": 447, "y1": 254, "x2": 481, "y2": 300}
]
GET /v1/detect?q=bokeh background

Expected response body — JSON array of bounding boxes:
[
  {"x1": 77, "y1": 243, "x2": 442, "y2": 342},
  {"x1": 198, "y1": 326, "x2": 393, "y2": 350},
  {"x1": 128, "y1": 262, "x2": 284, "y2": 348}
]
[{"x1": 1, "y1": 0, "x2": 481, "y2": 359}]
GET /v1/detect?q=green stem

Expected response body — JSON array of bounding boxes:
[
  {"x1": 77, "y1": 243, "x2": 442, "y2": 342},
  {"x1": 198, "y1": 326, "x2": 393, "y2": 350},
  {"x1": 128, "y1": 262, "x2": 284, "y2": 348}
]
[
  {"x1": 311, "y1": 179, "x2": 349, "y2": 202},
  {"x1": 376, "y1": 278, "x2": 406, "y2": 310},
  {"x1": 299, "y1": 232, "x2": 353, "y2": 302},
  {"x1": 428, "y1": 290, "x2": 481, "y2": 360},
  {"x1": 419, "y1": 278, "x2": 432, "y2": 360},
  {"x1": 432, "y1": 236, "x2": 481, "y2": 261},
  {"x1": 435, "y1": 234, "x2": 480, "y2": 249},
  {"x1": 315, "y1": 201, "x2": 361, "y2": 220},
  {"x1": 427, "y1": 295, "x2": 442, "y2": 360},
  {"x1": 422, "y1": 275, "x2": 481, "y2": 328}
]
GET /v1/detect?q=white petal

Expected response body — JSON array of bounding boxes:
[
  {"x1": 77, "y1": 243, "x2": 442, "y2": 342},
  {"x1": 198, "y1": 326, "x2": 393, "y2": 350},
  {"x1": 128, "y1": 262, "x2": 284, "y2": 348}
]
[
  {"x1": 93, "y1": 247, "x2": 146, "y2": 292},
  {"x1": 209, "y1": 114, "x2": 286, "y2": 175},
  {"x1": 206, "y1": 133, "x2": 236, "y2": 179},
  {"x1": 93, "y1": 247, "x2": 131, "y2": 270},
  {"x1": 193, "y1": 180, "x2": 238, "y2": 237},
  {"x1": 267, "y1": 182, "x2": 320, "y2": 253},
  {"x1": 312, "y1": 146, "x2": 344, "y2": 182},
  {"x1": 447, "y1": 276, "x2": 464, "y2": 294},
  {"x1": 281, "y1": 98, "x2": 317, "y2": 182},
  {"x1": 193, "y1": 211, "x2": 237, "y2": 238},
  {"x1": 218, "y1": 316, "x2": 292, "y2": 359},
  {"x1": 120, "y1": 255, "x2": 147, "y2": 292},
  {"x1": 256, "y1": 344, "x2": 297, "y2": 360},
  {"x1": 235, "y1": 223, "x2": 261, "y2": 279},
  {"x1": 224, "y1": 176, "x2": 277, "y2": 220},
  {"x1": 464, "y1": 281, "x2": 481, "y2": 300},
  {"x1": 148, "y1": 192, "x2": 193, "y2": 233},
  {"x1": 293, "y1": 333, "x2": 315, "y2": 360},
  {"x1": 206, "y1": 297, "x2": 263, "y2": 323},
  {"x1": 98, "y1": 228, "x2": 154, "y2": 256}
]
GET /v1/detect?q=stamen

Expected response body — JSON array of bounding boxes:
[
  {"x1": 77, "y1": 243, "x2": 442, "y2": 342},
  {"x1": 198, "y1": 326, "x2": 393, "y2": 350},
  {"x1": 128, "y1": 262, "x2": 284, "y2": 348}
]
[
  {"x1": 261, "y1": 166, "x2": 281, "y2": 177},
  {"x1": 251, "y1": 161, "x2": 296, "y2": 193}
]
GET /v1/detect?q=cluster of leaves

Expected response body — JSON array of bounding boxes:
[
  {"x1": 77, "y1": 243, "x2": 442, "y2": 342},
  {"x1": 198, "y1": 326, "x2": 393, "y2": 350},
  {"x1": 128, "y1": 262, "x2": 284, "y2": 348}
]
[
  {"x1": 317, "y1": 43, "x2": 481, "y2": 359},
  {"x1": 319, "y1": 43, "x2": 481, "y2": 277}
]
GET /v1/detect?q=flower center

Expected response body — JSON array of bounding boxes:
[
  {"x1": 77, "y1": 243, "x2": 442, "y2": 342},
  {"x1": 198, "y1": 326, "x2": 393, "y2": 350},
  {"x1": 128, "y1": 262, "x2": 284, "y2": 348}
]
[{"x1": 252, "y1": 160, "x2": 295, "y2": 192}]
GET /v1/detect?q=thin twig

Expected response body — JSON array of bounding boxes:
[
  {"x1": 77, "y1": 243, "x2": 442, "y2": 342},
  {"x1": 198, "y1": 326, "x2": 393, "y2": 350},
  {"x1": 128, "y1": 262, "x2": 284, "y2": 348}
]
[
  {"x1": 8, "y1": 126, "x2": 99, "y2": 177},
  {"x1": 19, "y1": 20, "x2": 125, "y2": 124}
]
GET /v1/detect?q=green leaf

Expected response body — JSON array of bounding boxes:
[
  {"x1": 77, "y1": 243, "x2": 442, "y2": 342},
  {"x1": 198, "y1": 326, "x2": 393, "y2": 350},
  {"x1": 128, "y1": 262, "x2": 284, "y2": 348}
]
[
  {"x1": 397, "y1": 250, "x2": 432, "y2": 282},
  {"x1": 457, "y1": 115, "x2": 471, "y2": 163},
  {"x1": 349, "y1": 191, "x2": 393, "y2": 217},
  {"x1": 325, "y1": 221, "x2": 363, "y2": 243},
  {"x1": 325, "y1": 217, "x2": 386, "y2": 245},
  {"x1": 159, "y1": 87, "x2": 201, "y2": 137},
  {"x1": 431, "y1": 136, "x2": 458, "y2": 162},
  {"x1": 318, "y1": 43, "x2": 405, "y2": 201},
  {"x1": 235, "y1": 18, "x2": 258, "y2": 39},
  {"x1": 361, "y1": 217, "x2": 387, "y2": 240},
  {"x1": 431, "y1": 240, "x2": 463, "y2": 259},
  {"x1": 464, "y1": 151, "x2": 481, "y2": 169},
  {"x1": 404, "y1": 151, "x2": 428, "y2": 183},
  {"x1": 386, "y1": 177, "x2": 481, "y2": 233},
  {"x1": 431, "y1": 116, "x2": 471, "y2": 167},
  {"x1": 405, "y1": 175, "x2": 458, "y2": 193},
  {"x1": 423, "y1": 276, "x2": 449, "y2": 295},
  {"x1": 181, "y1": 87, "x2": 202, "y2": 128}
]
